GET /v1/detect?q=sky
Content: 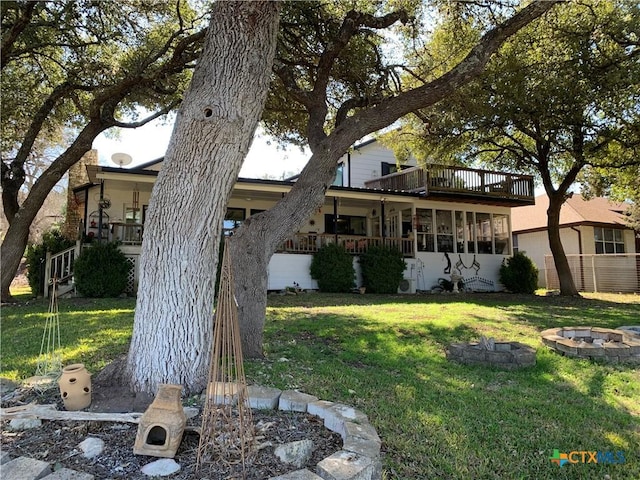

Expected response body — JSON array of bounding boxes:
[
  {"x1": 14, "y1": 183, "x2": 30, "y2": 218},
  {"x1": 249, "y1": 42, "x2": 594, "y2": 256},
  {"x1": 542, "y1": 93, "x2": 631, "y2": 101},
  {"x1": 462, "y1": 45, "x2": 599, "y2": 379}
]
[{"x1": 92, "y1": 118, "x2": 310, "y2": 180}]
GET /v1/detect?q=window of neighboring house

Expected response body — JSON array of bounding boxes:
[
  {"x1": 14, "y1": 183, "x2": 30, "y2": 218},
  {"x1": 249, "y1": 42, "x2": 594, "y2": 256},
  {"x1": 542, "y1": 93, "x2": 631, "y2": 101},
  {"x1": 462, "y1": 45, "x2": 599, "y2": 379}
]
[
  {"x1": 512, "y1": 234, "x2": 519, "y2": 254},
  {"x1": 594, "y1": 227, "x2": 625, "y2": 254},
  {"x1": 381, "y1": 161, "x2": 411, "y2": 176},
  {"x1": 332, "y1": 163, "x2": 344, "y2": 186},
  {"x1": 324, "y1": 214, "x2": 366, "y2": 235},
  {"x1": 224, "y1": 207, "x2": 245, "y2": 235}
]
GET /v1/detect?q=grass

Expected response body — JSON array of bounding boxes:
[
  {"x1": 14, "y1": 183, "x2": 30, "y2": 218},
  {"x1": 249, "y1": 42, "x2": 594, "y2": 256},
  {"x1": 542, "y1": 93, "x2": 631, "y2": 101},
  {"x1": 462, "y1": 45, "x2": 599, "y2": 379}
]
[
  {"x1": 1, "y1": 294, "x2": 136, "y2": 380},
  {"x1": 2, "y1": 290, "x2": 639, "y2": 479}
]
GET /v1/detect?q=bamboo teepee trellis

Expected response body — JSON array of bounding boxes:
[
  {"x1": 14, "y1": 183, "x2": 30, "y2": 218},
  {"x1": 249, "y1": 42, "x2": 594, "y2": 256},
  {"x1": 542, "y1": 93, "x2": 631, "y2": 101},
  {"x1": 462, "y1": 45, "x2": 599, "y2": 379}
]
[
  {"x1": 35, "y1": 278, "x2": 62, "y2": 385},
  {"x1": 196, "y1": 239, "x2": 255, "y2": 471}
]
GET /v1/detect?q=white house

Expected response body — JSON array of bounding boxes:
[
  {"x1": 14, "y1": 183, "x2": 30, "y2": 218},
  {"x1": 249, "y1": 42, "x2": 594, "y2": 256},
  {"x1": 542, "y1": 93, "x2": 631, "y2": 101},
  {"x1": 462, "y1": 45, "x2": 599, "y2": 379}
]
[
  {"x1": 512, "y1": 194, "x2": 639, "y2": 292},
  {"x1": 59, "y1": 139, "x2": 536, "y2": 294}
]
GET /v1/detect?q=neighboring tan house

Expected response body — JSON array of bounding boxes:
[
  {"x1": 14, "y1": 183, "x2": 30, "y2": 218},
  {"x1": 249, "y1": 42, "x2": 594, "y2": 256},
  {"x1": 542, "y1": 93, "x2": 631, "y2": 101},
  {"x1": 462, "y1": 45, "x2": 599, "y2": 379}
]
[
  {"x1": 54, "y1": 139, "x2": 536, "y2": 295},
  {"x1": 512, "y1": 194, "x2": 639, "y2": 292}
]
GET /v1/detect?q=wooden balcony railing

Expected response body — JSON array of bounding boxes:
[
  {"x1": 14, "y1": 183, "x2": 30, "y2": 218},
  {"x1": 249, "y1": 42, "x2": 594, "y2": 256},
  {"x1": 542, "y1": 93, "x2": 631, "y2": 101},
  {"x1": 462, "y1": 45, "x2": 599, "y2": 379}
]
[
  {"x1": 364, "y1": 165, "x2": 534, "y2": 202},
  {"x1": 278, "y1": 233, "x2": 414, "y2": 257}
]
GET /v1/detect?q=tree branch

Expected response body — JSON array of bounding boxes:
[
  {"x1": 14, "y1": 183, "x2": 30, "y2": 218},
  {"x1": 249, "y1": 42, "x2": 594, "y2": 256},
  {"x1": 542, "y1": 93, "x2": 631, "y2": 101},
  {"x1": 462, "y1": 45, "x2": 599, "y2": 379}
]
[
  {"x1": 1, "y1": 1, "x2": 38, "y2": 69},
  {"x1": 111, "y1": 100, "x2": 182, "y2": 128},
  {"x1": 331, "y1": 0, "x2": 560, "y2": 146},
  {"x1": 306, "y1": 9, "x2": 409, "y2": 148}
]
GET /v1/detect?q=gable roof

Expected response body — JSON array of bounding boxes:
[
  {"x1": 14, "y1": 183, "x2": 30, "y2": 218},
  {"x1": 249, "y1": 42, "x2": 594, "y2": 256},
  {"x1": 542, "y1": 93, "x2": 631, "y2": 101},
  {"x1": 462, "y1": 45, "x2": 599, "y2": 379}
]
[{"x1": 512, "y1": 194, "x2": 630, "y2": 233}]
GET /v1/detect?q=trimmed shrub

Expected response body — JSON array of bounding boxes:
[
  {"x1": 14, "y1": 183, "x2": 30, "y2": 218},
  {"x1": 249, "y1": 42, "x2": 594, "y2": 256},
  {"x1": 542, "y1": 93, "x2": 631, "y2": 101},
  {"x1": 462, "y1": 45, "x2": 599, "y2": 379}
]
[
  {"x1": 74, "y1": 242, "x2": 132, "y2": 297},
  {"x1": 359, "y1": 245, "x2": 406, "y2": 294},
  {"x1": 310, "y1": 243, "x2": 355, "y2": 293},
  {"x1": 499, "y1": 251, "x2": 538, "y2": 294},
  {"x1": 25, "y1": 229, "x2": 75, "y2": 296}
]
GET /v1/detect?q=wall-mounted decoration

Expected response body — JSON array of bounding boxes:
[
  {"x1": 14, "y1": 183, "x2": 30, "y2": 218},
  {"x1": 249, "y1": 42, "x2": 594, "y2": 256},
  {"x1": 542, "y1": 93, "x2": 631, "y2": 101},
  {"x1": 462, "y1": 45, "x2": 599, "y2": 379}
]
[{"x1": 443, "y1": 252, "x2": 451, "y2": 274}]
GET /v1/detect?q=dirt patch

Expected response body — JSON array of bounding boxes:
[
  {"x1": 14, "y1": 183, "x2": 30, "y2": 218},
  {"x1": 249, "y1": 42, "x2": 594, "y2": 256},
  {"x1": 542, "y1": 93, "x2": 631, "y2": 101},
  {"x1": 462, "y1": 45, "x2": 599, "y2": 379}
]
[{"x1": 1, "y1": 369, "x2": 342, "y2": 479}]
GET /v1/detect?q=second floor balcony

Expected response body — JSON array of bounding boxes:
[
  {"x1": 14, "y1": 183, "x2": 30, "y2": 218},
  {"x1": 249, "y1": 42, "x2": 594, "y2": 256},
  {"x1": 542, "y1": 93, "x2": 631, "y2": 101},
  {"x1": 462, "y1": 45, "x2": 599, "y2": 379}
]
[{"x1": 364, "y1": 165, "x2": 535, "y2": 206}]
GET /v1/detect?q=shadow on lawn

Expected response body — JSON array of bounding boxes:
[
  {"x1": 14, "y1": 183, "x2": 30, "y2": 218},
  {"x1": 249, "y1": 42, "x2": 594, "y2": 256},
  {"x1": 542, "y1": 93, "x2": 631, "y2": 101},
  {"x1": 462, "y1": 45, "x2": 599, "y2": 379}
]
[{"x1": 261, "y1": 300, "x2": 640, "y2": 479}]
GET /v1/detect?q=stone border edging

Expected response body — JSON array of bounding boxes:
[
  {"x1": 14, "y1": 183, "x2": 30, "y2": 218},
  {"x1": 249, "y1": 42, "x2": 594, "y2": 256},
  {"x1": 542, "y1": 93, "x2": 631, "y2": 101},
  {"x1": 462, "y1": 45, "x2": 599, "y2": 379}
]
[{"x1": 246, "y1": 386, "x2": 382, "y2": 480}]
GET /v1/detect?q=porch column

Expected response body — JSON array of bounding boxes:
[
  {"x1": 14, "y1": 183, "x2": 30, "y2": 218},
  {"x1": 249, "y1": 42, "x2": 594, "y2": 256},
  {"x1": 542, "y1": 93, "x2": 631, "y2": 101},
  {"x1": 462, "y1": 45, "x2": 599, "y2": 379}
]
[
  {"x1": 98, "y1": 180, "x2": 104, "y2": 243},
  {"x1": 333, "y1": 197, "x2": 338, "y2": 243},
  {"x1": 380, "y1": 200, "x2": 386, "y2": 238},
  {"x1": 411, "y1": 205, "x2": 417, "y2": 256}
]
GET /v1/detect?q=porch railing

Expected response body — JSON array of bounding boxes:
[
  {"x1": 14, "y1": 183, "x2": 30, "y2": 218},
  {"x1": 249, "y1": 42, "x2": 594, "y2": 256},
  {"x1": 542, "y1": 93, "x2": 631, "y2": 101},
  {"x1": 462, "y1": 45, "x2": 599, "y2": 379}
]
[
  {"x1": 110, "y1": 222, "x2": 144, "y2": 245},
  {"x1": 278, "y1": 233, "x2": 414, "y2": 257},
  {"x1": 364, "y1": 165, "x2": 534, "y2": 201},
  {"x1": 44, "y1": 242, "x2": 81, "y2": 298}
]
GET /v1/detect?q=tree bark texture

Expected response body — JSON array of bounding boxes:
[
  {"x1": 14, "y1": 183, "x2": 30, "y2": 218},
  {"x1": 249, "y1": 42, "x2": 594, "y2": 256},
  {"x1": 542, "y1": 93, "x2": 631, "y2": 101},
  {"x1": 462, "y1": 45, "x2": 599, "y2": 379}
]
[
  {"x1": 231, "y1": 0, "x2": 559, "y2": 358},
  {"x1": 126, "y1": 1, "x2": 280, "y2": 394}
]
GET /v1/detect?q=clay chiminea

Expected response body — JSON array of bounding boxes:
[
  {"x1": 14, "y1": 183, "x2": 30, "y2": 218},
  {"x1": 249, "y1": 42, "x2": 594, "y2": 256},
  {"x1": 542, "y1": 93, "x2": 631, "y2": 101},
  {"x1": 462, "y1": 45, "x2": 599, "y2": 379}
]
[
  {"x1": 58, "y1": 364, "x2": 92, "y2": 410},
  {"x1": 134, "y1": 384, "x2": 186, "y2": 458}
]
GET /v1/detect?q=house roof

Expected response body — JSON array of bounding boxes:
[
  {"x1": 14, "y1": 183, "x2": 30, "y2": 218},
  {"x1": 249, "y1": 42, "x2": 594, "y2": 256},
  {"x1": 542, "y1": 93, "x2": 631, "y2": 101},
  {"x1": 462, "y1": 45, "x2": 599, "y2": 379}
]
[
  {"x1": 134, "y1": 157, "x2": 164, "y2": 170},
  {"x1": 75, "y1": 163, "x2": 423, "y2": 203},
  {"x1": 512, "y1": 194, "x2": 630, "y2": 233}
]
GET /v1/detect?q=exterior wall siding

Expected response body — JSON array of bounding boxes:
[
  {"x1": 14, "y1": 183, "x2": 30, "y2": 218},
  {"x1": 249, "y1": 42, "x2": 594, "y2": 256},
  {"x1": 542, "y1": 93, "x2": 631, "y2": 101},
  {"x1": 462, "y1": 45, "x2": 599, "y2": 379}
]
[
  {"x1": 340, "y1": 143, "x2": 417, "y2": 188},
  {"x1": 405, "y1": 254, "x2": 505, "y2": 293},
  {"x1": 515, "y1": 228, "x2": 585, "y2": 287},
  {"x1": 268, "y1": 255, "x2": 363, "y2": 291}
]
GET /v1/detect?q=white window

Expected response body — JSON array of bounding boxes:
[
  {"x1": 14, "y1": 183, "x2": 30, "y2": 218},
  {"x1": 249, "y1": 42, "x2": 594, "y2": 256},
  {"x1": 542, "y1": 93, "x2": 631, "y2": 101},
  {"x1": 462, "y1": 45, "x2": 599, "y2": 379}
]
[
  {"x1": 493, "y1": 213, "x2": 510, "y2": 254},
  {"x1": 594, "y1": 227, "x2": 625, "y2": 254}
]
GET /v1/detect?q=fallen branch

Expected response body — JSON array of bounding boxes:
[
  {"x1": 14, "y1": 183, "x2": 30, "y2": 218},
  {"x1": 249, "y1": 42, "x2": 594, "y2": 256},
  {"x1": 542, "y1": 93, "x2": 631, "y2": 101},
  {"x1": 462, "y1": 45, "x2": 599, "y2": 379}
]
[
  {"x1": 1, "y1": 404, "x2": 143, "y2": 423},
  {"x1": 1, "y1": 403, "x2": 201, "y2": 433}
]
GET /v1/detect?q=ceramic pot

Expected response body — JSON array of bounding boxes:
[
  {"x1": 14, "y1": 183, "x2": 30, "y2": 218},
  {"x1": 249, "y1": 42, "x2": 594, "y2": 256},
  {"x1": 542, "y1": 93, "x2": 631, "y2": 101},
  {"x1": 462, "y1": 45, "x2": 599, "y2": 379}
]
[
  {"x1": 58, "y1": 363, "x2": 92, "y2": 410},
  {"x1": 134, "y1": 384, "x2": 186, "y2": 458}
]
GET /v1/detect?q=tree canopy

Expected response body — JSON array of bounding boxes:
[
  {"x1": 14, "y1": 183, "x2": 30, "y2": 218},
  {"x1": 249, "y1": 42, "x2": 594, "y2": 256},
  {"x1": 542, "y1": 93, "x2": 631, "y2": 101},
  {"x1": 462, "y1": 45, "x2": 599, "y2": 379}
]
[
  {"x1": 226, "y1": 0, "x2": 559, "y2": 357},
  {"x1": 381, "y1": 0, "x2": 639, "y2": 294},
  {"x1": 1, "y1": 0, "x2": 207, "y2": 300}
]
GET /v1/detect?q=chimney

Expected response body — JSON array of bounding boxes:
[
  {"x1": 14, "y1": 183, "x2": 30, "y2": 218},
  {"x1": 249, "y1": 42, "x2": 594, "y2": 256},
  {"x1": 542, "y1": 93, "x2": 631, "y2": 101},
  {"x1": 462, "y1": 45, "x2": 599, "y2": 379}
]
[{"x1": 62, "y1": 149, "x2": 98, "y2": 240}]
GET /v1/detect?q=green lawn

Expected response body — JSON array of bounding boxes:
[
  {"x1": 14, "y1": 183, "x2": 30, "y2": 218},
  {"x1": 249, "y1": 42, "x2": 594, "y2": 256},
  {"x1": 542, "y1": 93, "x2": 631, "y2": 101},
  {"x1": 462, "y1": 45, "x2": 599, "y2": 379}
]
[{"x1": 2, "y1": 291, "x2": 639, "y2": 479}]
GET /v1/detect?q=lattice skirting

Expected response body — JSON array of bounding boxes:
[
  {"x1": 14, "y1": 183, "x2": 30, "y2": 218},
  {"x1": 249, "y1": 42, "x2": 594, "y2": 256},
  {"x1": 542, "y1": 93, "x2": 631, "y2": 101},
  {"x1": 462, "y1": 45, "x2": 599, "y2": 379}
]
[{"x1": 124, "y1": 255, "x2": 140, "y2": 293}]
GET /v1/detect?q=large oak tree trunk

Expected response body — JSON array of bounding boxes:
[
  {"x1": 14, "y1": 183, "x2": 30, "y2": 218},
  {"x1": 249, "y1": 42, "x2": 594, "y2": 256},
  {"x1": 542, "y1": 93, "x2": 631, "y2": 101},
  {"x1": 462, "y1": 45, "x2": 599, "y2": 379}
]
[
  {"x1": 228, "y1": 145, "x2": 347, "y2": 357},
  {"x1": 125, "y1": 1, "x2": 280, "y2": 394}
]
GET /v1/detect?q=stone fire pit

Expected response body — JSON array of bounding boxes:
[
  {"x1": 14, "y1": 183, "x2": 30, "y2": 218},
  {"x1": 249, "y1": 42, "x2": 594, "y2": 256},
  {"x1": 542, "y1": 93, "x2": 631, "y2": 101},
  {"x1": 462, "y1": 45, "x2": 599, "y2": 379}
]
[
  {"x1": 541, "y1": 326, "x2": 640, "y2": 364},
  {"x1": 617, "y1": 326, "x2": 640, "y2": 339},
  {"x1": 446, "y1": 337, "x2": 536, "y2": 369}
]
